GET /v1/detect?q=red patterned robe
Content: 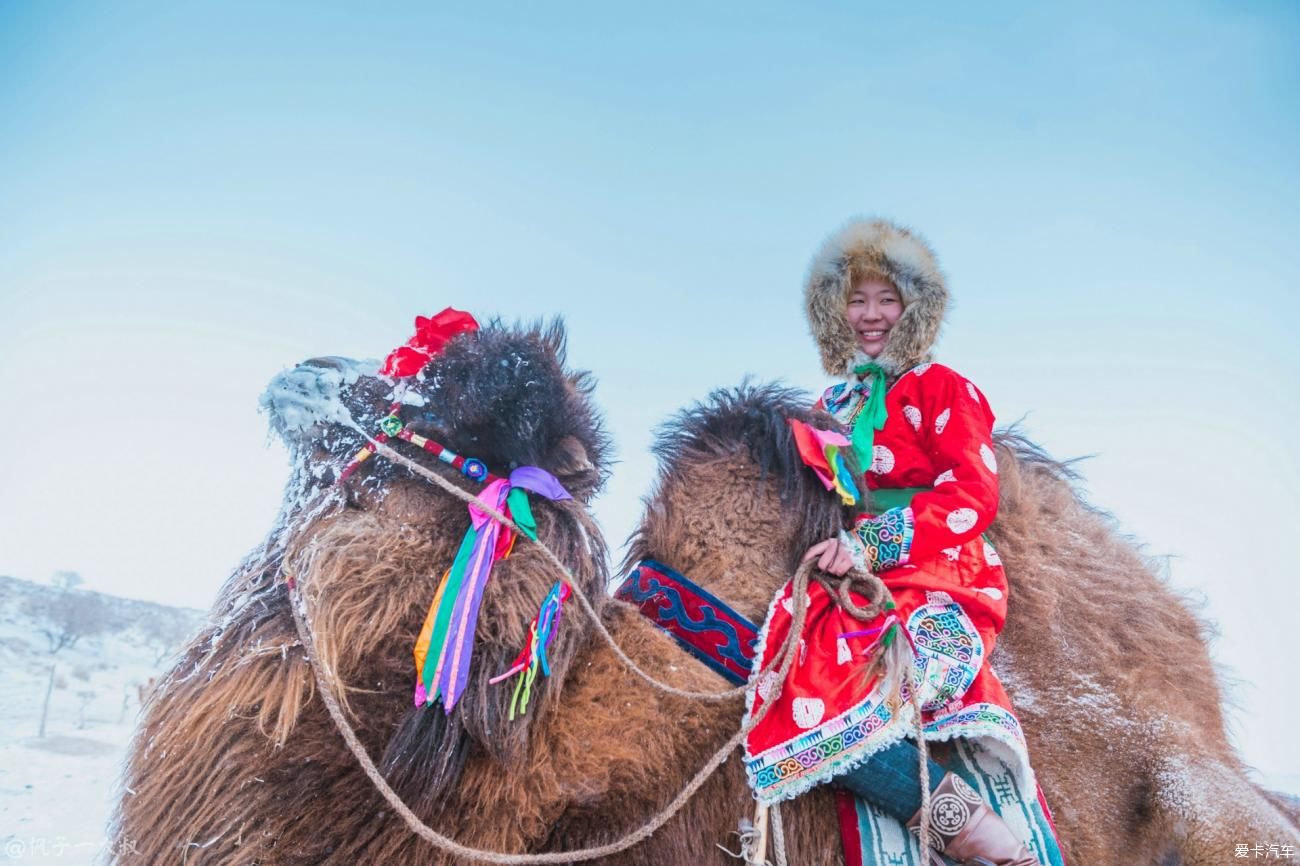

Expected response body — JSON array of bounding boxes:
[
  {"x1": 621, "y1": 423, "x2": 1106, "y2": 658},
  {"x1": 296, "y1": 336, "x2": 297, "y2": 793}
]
[{"x1": 743, "y1": 362, "x2": 1035, "y2": 806}]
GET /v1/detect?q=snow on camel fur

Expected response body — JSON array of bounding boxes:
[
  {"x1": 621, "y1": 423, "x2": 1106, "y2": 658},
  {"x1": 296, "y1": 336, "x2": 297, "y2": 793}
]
[
  {"x1": 983, "y1": 431, "x2": 1298, "y2": 863},
  {"x1": 805, "y1": 216, "x2": 948, "y2": 378},
  {"x1": 109, "y1": 320, "x2": 614, "y2": 863}
]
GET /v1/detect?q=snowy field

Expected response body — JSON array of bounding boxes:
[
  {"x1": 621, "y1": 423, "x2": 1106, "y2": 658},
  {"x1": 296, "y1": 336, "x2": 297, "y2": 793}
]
[
  {"x1": 0, "y1": 721, "x2": 135, "y2": 865},
  {"x1": 0, "y1": 578, "x2": 199, "y2": 865},
  {"x1": 1, "y1": 659, "x2": 145, "y2": 863}
]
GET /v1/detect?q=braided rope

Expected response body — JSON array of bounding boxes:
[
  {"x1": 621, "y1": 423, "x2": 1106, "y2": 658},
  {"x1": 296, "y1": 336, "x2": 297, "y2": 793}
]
[
  {"x1": 284, "y1": 417, "x2": 925, "y2": 861},
  {"x1": 770, "y1": 803, "x2": 789, "y2": 866},
  {"x1": 288, "y1": 553, "x2": 817, "y2": 863},
  {"x1": 908, "y1": 663, "x2": 932, "y2": 858}
]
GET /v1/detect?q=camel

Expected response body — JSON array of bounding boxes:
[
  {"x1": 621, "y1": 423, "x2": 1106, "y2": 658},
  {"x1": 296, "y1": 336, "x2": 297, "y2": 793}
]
[
  {"x1": 537, "y1": 382, "x2": 1298, "y2": 865},
  {"x1": 109, "y1": 323, "x2": 1296, "y2": 865}
]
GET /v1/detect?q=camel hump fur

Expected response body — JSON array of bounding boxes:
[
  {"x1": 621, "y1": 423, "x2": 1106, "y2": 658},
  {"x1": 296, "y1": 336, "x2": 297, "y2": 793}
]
[{"x1": 109, "y1": 332, "x2": 1297, "y2": 865}]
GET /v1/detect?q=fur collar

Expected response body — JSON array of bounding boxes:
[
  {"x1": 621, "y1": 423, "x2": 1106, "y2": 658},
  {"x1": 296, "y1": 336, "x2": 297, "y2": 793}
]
[{"x1": 803, "y1": 217, "x2": 949, "y2": 379}]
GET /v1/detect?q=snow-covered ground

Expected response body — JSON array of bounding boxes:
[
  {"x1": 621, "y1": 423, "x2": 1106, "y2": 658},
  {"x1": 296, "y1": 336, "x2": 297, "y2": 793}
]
[
  {"x1": 0, "y1": 577, "x2": 202, "y2": 865},
  {"x1": 0, "y1": 726, "x2": 134, "y2": 864}
]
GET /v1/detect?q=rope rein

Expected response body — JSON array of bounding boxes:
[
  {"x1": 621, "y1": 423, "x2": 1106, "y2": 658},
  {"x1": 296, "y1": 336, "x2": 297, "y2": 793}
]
[
  {"x1": 283, "y1": 419, "x2": 931, "y2": 863},
  {"x1": 288, "y1": 554, "x2": 815, "y2": 864}
]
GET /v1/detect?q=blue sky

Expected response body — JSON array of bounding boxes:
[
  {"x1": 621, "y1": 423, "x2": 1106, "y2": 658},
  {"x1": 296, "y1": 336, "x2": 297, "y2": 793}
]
[{"x1": 1, "y1": 1, "x2": 1297, "y2": 785}]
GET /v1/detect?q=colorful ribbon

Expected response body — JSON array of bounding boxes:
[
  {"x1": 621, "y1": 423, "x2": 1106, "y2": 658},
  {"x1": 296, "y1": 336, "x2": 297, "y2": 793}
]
[
  {"x1": 839, "y1": 611, "x2": 907, "y2": 658},
  {"x1": 489, "y1": 580, "x2": 571, "y2": 719},
  {"x1": 788, "y1": 419, "x2": 860, "y2": 506},
  {"x1": 412, "y1": 466, "x2": 572, "y2": 713}
]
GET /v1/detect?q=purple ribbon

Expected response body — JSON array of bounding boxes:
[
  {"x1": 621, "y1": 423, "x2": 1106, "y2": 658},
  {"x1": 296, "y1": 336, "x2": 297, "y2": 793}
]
[
  {"x1": 435, "y1": 466, "x2": 572, "y2": 713},
  {"x1": 509, "y1": 465, "x2": 573, "y2": 501}
]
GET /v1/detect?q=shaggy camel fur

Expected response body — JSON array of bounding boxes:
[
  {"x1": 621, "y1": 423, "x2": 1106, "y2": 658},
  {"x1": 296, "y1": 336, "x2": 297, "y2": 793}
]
[
  {"x1": 109, "y1": 322, "x2": 617, "y2": 863},
  {"x1": 110, "y1": 328, "x2": 1295, "y2": 864}
]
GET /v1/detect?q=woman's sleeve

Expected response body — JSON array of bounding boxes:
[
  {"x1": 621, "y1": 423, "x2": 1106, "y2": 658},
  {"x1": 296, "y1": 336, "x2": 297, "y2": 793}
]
[
  {"x1": 844, "y1": 367, "x2": 999, "y2": 571},
  {"x1": 900, "y1": 368, "x2": 1000, "y2": 565}
]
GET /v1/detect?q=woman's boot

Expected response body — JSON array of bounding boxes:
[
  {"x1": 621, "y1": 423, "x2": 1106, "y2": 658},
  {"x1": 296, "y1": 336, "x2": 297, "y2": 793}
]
[{"x1": 906, "y1": 773, "x2": 1042, "y2": 866}]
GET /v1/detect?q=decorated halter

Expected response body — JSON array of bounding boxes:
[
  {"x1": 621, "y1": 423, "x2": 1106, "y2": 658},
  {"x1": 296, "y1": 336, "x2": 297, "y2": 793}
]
[
  {"x1": 336, "y1": 402, "x2": 495, "y2": 486},
  {"x1": 335, "y1": 308, "x2": 491, "y2": 486},
  {"x1": 332, "y1": 308, "x2": 575, "y2": 717}
]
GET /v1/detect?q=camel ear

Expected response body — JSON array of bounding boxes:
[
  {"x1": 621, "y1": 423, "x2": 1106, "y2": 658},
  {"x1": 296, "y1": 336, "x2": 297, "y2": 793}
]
[
  {"x1": 549, "y1": 435, "x2": 604, "y2": 500},
  {"x1": 551, "y1": 435, "x2": 594, "y2": 477}
]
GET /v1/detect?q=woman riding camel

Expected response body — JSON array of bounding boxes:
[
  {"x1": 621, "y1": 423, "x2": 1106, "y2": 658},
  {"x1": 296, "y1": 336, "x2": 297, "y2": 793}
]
[{"x1": 743, "y1": 217, "x2": 1062, "y2": 866}]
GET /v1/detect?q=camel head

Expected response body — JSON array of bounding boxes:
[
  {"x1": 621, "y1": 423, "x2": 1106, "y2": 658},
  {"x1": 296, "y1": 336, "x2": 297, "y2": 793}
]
[
  {"x1": 262, "y1": 317, "x2": 610, "y2": 513},
  {"x1": 256, "y1": 317, "x2": 612, "y2": 808}
]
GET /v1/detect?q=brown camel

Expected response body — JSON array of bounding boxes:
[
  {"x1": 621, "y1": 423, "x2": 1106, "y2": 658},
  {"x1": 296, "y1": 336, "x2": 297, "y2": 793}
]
[
  {"x1": 533, "y1": 382, "x2": 1298, "y2": 866},
  {"x1": 110, "y1": 329, "x2": 1296, "y2": 865}
]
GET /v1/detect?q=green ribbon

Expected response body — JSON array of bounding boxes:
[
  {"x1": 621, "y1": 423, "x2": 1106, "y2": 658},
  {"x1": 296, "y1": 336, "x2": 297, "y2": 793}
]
[
  {"x1": 850, "y1": 362, "x2": 889, "y2": 473},
  {"x1": 506, "y1": 487, "x2": 537, "y2": 541},
  {"x1": 419, "y1": 525, "x2": 479, "y2": 700},
  {"x1": 881, "y1": 599, "x2": 899, "y2": 649}
]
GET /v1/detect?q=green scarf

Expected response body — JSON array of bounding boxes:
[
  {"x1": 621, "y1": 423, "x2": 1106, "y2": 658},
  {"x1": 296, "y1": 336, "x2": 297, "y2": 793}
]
[{"x1": 850, "y1": 362, "x2": 889, "y2": 472}]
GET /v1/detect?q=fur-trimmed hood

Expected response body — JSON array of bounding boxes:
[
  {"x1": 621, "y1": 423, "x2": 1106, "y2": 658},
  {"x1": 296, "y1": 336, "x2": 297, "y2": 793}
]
[{"x1": 804, "y1": 217, "x2": 949, "y2": 379}]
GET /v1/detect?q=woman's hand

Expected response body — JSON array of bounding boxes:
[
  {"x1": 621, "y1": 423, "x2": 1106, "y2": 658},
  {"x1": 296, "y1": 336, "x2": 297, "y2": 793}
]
[{"x1": 802, "y1": 537, "x2": 856, "y2": 576}]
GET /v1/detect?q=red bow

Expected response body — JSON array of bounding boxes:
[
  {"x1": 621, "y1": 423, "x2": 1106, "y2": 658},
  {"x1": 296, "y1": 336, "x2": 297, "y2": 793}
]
[{"x1": 380, "y1": 308, "x2": 479, "y2": 378}]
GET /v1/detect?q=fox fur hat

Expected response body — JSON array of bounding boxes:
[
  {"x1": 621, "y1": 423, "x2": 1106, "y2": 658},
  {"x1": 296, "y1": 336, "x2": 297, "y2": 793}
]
[{"x1": 804, "y1": 217, "x2": 949, "y2": 379}]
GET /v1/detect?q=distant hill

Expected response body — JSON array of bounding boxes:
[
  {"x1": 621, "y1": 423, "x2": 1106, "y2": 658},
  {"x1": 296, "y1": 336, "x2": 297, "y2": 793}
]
[{"x1": 0, "y1": 575, "x2": 205, "y2": 730}]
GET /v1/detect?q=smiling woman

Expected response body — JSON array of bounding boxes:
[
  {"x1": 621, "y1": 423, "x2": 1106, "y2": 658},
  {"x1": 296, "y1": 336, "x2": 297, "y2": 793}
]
[{"x1": 778, "y1": 217, "x2": 1061, "y2": 866}]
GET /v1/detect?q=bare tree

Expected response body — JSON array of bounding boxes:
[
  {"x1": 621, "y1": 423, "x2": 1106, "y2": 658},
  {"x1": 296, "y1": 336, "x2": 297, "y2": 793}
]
[
  {"x1": 23, "y1": 587, "x2": 110, "y2": 654},
  {"x1": 138, "y1": 608, "x2": 196, "y2": 665},
  {"x1": 52, "y1": 570, "x2": 84, "y2": 591},
  {"x1": 76, "y1": 689, "x2": 96, "y2": 729},
  {"x1": 23, "y1": 577, "x2": 112, "y2": 737}
]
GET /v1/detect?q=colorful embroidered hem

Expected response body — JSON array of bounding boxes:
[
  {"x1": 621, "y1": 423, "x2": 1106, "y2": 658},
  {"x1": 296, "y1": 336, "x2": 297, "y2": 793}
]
[
  {"x1": 745, "y1": 690, "x2": 1036, "y2": 807},
  {"x1": 743, "y1": 582, "x2": 1035, "y2": 806}
]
